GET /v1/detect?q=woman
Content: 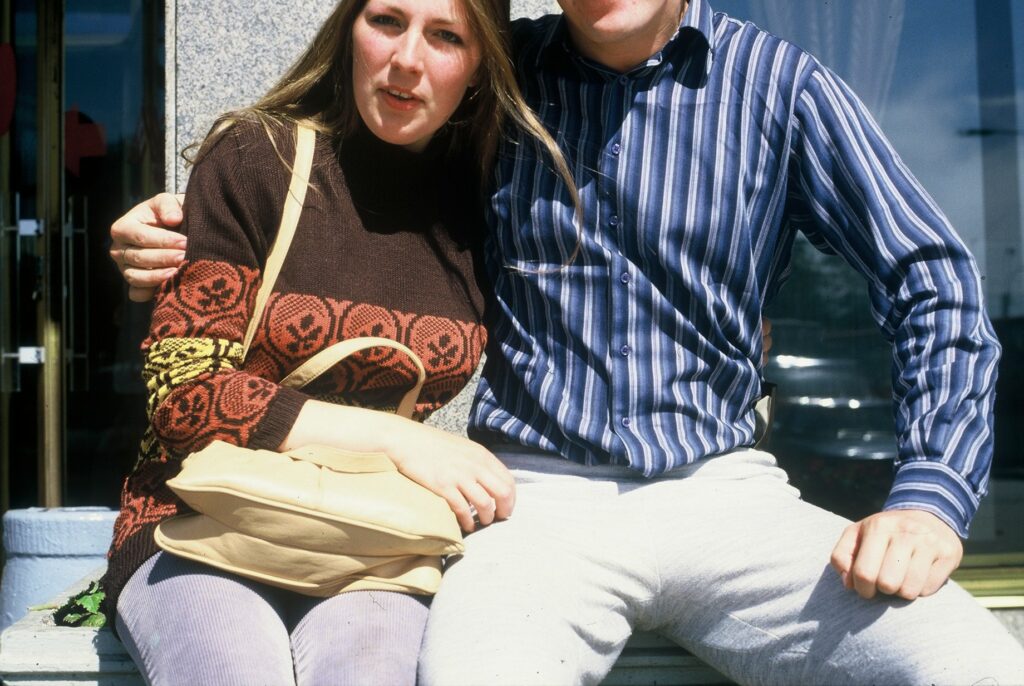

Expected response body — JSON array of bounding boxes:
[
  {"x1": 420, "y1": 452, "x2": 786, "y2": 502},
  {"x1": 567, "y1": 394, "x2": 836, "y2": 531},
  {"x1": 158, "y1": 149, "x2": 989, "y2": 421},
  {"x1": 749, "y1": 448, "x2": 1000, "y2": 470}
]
[{"x1": 99, "y1": 0, "x2": 575, "y2": 683}]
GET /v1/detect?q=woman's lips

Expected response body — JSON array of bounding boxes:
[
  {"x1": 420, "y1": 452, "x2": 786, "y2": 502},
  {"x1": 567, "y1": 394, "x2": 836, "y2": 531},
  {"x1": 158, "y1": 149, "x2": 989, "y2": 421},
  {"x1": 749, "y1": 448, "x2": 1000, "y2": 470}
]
[{"x1": 381, "y1": 87, "x2": 421, "y2": 111}]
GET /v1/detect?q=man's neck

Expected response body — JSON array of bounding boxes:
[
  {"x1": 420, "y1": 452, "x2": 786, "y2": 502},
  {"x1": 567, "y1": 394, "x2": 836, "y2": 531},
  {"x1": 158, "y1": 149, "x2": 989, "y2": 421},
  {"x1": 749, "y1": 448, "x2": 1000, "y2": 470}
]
[{"x1": 564, "y1": 1, "x2": 689, "y2": 74}]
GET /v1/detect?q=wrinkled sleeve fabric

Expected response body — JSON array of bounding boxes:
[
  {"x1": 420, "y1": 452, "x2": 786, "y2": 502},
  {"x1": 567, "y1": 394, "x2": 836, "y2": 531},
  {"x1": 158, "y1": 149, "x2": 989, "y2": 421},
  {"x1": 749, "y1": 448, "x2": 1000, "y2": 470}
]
[
  {"x1": 142, "y1": 123, "x2": 309, "y2": 456},
  {"x1": 785, "y1": 61, "x2": 1001, "y2": 537}
]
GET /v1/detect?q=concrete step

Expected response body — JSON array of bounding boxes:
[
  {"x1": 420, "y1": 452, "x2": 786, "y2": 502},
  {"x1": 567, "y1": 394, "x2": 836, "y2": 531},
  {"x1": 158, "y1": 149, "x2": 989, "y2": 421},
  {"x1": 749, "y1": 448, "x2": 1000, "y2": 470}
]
[
  {"x1": 3, "y1": 570, "x2": 1022, "y2": 686},
  {"x1": 0, "y1": 570, "x2": 730, "y2": 686}
]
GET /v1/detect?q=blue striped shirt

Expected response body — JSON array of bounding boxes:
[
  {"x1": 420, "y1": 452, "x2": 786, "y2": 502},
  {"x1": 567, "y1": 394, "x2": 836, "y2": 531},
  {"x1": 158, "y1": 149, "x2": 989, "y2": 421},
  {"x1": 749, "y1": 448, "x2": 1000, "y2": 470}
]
[{"x1": 469, "y1": 0, "x2": 1000, "y2": 536}]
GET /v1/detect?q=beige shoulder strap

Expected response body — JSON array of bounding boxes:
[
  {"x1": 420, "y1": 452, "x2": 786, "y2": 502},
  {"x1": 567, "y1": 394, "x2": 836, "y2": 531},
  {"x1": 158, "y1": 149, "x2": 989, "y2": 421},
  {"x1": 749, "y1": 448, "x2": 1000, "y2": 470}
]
[
  {"x1": 241, "y1": 123, "x2": 317, "y2": 358},
  {"x1": 238, "y1": 123, "x2": 426, "y2": 419}
]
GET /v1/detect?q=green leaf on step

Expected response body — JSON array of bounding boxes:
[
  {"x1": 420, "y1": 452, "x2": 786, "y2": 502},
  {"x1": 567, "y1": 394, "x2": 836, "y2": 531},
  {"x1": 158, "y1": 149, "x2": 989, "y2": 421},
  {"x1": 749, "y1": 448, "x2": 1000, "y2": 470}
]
[{"x1": 53, "y1": 581, "x2": 107, "y2": 628}]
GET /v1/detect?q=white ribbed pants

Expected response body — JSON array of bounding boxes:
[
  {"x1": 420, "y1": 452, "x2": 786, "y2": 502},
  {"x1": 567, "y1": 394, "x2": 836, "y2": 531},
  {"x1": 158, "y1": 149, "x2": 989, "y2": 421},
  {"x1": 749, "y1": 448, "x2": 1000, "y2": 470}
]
[{"x1": 418, "y1": 448, "x2": 1024, "y2": 686}]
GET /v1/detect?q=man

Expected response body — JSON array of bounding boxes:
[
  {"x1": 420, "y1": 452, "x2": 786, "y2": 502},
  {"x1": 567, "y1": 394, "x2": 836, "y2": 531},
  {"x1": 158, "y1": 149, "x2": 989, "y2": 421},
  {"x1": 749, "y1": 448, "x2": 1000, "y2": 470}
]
[{"x1": 114, "y1": 1, "x2": 1024, "y2": 683}]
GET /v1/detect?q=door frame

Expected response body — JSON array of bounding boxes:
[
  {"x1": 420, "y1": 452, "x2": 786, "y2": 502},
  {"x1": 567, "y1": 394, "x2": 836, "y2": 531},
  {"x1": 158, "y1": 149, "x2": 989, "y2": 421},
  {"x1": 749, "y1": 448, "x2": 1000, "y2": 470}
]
[{"x1": 0, "y1": 0, "x2": 65, "y2": 513}]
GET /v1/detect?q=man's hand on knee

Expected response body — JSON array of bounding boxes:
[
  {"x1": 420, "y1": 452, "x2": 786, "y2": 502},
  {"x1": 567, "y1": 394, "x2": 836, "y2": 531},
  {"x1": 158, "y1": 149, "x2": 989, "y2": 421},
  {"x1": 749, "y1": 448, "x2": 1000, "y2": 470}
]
[
  {"x1": 110, "y1": 192, "x2": 186, "y2": 302},
  {"x1": 830, "y1": 509, "x2": 963, "y2": 601}
]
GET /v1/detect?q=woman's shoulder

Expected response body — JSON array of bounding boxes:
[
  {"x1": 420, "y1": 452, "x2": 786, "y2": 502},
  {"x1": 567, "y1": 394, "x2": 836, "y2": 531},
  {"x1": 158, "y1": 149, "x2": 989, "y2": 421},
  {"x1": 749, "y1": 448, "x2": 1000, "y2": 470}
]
[
  {"x1": 196, "y1": 117, "x2": 302, "y2": 171},
  {"x1": 180, "y1": 117, "x2": 312, "y2": 259},
  {"x1": 187, "y1": 117, "x2": 313, "y2": 211}
]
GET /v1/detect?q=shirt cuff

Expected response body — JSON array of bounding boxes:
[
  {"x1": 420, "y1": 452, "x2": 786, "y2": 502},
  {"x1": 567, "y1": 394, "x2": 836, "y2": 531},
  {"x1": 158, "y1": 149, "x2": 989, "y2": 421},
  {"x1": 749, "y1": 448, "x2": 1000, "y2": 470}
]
[
  {"x1": 882, "y1": 460, "x2": 982, "y2": 539},
  {"x1": 248, "y1": 386, "x2": 309, "y2": 451}
]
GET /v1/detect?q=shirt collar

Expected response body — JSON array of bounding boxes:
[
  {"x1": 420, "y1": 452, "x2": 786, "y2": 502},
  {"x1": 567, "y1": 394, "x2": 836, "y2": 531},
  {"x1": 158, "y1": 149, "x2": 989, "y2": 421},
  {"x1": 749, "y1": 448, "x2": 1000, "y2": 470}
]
[{"x1": 535, "y1": 0, "x2": 716, "y2": 75}]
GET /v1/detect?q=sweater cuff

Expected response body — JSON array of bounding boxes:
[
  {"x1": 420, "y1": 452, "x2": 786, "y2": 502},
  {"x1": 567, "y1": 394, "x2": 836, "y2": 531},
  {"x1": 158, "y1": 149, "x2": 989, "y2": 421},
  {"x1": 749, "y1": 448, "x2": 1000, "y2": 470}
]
[
  {"x1": 249, "y1": 386, "x2": 309, "y2": 451},
  {"x1": 883, "y1": 460, "x2": 981, "y2": 539}
]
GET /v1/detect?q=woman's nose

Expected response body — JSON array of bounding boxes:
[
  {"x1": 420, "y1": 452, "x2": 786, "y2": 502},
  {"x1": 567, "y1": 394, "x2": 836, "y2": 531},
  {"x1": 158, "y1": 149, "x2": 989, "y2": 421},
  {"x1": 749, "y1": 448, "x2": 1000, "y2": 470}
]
[{"x1": 391, "y1": 33, "x2": 424, "y2": 73}]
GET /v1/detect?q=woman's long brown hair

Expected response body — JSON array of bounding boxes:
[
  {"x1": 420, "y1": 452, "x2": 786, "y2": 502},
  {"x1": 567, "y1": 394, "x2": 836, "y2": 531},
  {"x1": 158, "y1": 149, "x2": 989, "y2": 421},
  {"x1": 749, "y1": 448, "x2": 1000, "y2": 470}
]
[{"x1": 190, "y1": 0, "x2": 581, "y2": 229}]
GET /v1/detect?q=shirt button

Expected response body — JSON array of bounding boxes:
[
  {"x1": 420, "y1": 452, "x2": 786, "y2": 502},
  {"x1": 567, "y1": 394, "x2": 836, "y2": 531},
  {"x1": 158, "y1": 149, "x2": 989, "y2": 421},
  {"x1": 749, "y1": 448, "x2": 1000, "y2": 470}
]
[
  {"x1": 609, "y1": 215, "x2": 619, "y2": 227},
  {"x1": 620, "y1": 272, "x2": 630, "y2": 284},
  {"x1": 620, "y1": 345, "x2": 631, "y2": 356},
  {"x1": 611, "y1": 143, "x2": 621, "y2": 156},
  {"x1": 621, "y1": 417, "x2": 632, "y2": 428},
  {"x1": 618, "y1": 76, "x2": 628, "y2": 85}
]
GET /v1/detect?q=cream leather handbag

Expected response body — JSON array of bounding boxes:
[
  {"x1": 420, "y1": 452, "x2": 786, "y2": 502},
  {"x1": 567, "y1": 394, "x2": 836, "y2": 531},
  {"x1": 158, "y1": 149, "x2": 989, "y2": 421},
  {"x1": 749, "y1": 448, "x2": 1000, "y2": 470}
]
[{"x1": 154, "y1": 123, "x2": 463, "y2": 596}]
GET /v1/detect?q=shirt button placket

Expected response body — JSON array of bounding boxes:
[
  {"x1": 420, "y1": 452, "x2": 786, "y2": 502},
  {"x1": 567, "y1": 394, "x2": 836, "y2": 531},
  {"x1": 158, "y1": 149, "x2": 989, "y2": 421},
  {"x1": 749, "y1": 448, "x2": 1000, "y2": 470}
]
[{"x1": 605, "y1": 77, "x2": 633, "y2": 447}]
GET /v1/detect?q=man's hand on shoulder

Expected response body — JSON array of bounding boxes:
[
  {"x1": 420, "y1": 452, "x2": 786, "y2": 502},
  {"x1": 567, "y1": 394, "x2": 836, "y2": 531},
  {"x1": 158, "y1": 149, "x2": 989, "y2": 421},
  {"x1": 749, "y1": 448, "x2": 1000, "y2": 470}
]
[
  {"x1": 830, "y1": 509, "x2": 963, "y2": 601},
  {"x1": 110, "y1": 192, "x2": 186, "y2": 302}
]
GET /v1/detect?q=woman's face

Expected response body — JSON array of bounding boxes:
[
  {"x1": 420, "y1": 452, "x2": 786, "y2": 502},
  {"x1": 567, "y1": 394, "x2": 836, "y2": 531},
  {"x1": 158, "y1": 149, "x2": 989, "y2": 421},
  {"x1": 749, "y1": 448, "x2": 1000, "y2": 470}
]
[{"x1": 352, "y1": 0, "x2": 483, "y2": 152}]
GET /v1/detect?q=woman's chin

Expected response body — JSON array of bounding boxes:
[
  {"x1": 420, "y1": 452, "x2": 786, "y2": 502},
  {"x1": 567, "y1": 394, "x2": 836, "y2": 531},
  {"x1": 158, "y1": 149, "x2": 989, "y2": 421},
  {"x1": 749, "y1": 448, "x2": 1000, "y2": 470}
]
[{"x1": 365, "y1": 124, "x2": 433, "y2": 153}]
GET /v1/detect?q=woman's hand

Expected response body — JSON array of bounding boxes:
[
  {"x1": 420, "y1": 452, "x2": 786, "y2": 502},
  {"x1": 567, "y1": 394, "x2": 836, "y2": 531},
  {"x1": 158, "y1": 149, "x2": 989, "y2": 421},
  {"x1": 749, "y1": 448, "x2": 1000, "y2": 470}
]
[
  {"x1": 110, "y1": 192, "x2": 187, "y2": 302},
  {"x1": 281, "y1": 400, "x2": 516, "y2": 533},
  {"x1": 382, "y1": 419, "x2": 516, "y2": 533}
]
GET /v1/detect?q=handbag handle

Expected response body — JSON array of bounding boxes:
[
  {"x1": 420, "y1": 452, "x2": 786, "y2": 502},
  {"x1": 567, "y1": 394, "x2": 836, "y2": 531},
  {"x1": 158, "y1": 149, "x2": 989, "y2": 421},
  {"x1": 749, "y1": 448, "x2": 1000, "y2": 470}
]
[
  {"x1": 281, "y1": 337, "x2": 426, "y2": 419},
  {"x1": 240, "y1": 123, "x2": 427, "y2": 419},
  {"x1": 241, "y1": 123, "x2": 317, "y2": 358}
]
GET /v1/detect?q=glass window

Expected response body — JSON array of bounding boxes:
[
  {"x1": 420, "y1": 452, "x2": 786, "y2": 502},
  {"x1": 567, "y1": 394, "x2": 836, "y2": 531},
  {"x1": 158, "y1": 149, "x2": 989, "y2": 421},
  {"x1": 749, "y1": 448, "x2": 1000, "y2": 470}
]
[
  {"x1": 1, "y1": 0, "x2": 164, "y2": 510},
  {"x1": 715, "y1": 0, "x2": 1024, "y2": 558},
  {"x1": 64, "y1": 0, "x2": 165, "y2": 506}
]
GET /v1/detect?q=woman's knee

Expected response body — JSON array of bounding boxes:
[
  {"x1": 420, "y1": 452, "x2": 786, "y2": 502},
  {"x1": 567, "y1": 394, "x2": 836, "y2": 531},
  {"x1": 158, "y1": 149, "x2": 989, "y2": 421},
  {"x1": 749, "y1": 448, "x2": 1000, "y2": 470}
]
[
  {"x1": 291, "y1": 590, "x2": 429, "y2": 686},
  {"x1": 116, "y1": 553, "x2": 295, "y2": 685}
]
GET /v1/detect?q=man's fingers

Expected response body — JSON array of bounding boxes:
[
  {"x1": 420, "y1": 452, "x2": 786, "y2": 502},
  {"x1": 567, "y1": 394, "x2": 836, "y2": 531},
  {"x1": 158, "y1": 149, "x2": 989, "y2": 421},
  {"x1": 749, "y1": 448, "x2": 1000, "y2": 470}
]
[
  {"x1": 896, "y1": 548, "x2": 932, "y2": 600},
  {"x1": 149, "y1": 192, "x2": 185, "y2": 227},
  {"x1": 116, "y1": 247, "x2": 185, "y2": 270},
  {"x1": 128, "y1": 286, "x2": 158, "y2": 303},
  {"x1": 849, "y1": 528, "x2": 890, "y2": 599},
  {"x1": 921, "y1": 554, "x2": 959, "y2": 597},
  {"x1": 835, "y1": 510, "x2": 964, "y2": 601},
  {"x1": 830, "y1": 523, "x2": 859, "y2": 587},
  {"x1": 109, "y1": 196, "x2": 184, "y2": 297},
  {"x1": 110, "y1": 193, "x2": 186, "y2": 250},
  {"x1": 122, "y1": 224, "x2": 186, "y2": 251},
  {"x1": 124, "y1": 267, "x2": 178, "y2": 289},
  {"x1": 875, "y1": 540, "x2": 913, "y2": 596}
]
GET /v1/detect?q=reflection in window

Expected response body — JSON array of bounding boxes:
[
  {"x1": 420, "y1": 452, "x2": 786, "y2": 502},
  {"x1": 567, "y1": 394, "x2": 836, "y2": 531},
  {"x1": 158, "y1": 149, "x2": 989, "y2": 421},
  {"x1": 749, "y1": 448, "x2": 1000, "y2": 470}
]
[
  {"x1": 715, "y1": 0, "x2": 1023, "y2": 556},
  {"x1": 64, "y1": 0, "x2": 165, "y2": 506}
]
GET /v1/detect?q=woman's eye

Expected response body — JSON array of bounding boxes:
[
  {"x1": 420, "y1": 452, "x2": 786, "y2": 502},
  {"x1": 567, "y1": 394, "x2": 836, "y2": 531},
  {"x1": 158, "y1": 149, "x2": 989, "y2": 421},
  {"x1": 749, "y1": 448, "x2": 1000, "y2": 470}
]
[
  {"x1": 368, "y1": 14, "x2": 401, "y2": 28},
  {"x1": 436, "y1": 30, "x2": 464, "y2": 45}
]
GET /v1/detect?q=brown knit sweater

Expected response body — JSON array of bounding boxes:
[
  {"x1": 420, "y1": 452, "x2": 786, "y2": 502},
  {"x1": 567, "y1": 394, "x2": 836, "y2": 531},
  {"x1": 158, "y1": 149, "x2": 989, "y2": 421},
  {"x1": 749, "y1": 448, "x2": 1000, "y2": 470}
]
[{"x1": 100, "y1": 121, "x2": 487, "y2": 619}]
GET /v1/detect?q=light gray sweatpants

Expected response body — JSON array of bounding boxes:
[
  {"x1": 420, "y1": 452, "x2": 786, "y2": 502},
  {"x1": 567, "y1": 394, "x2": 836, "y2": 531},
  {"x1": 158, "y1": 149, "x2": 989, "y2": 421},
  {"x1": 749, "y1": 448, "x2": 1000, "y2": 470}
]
[{"x1": 418, "y1": 448, "x2": 1024, "y2": 686}]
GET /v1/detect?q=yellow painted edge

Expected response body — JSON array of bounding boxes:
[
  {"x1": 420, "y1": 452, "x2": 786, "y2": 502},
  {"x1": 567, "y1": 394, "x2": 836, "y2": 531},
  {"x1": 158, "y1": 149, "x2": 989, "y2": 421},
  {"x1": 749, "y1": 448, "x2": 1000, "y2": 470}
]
[{"x1": 976, "y1": 596, "x2": 1024, "y2": 610}]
